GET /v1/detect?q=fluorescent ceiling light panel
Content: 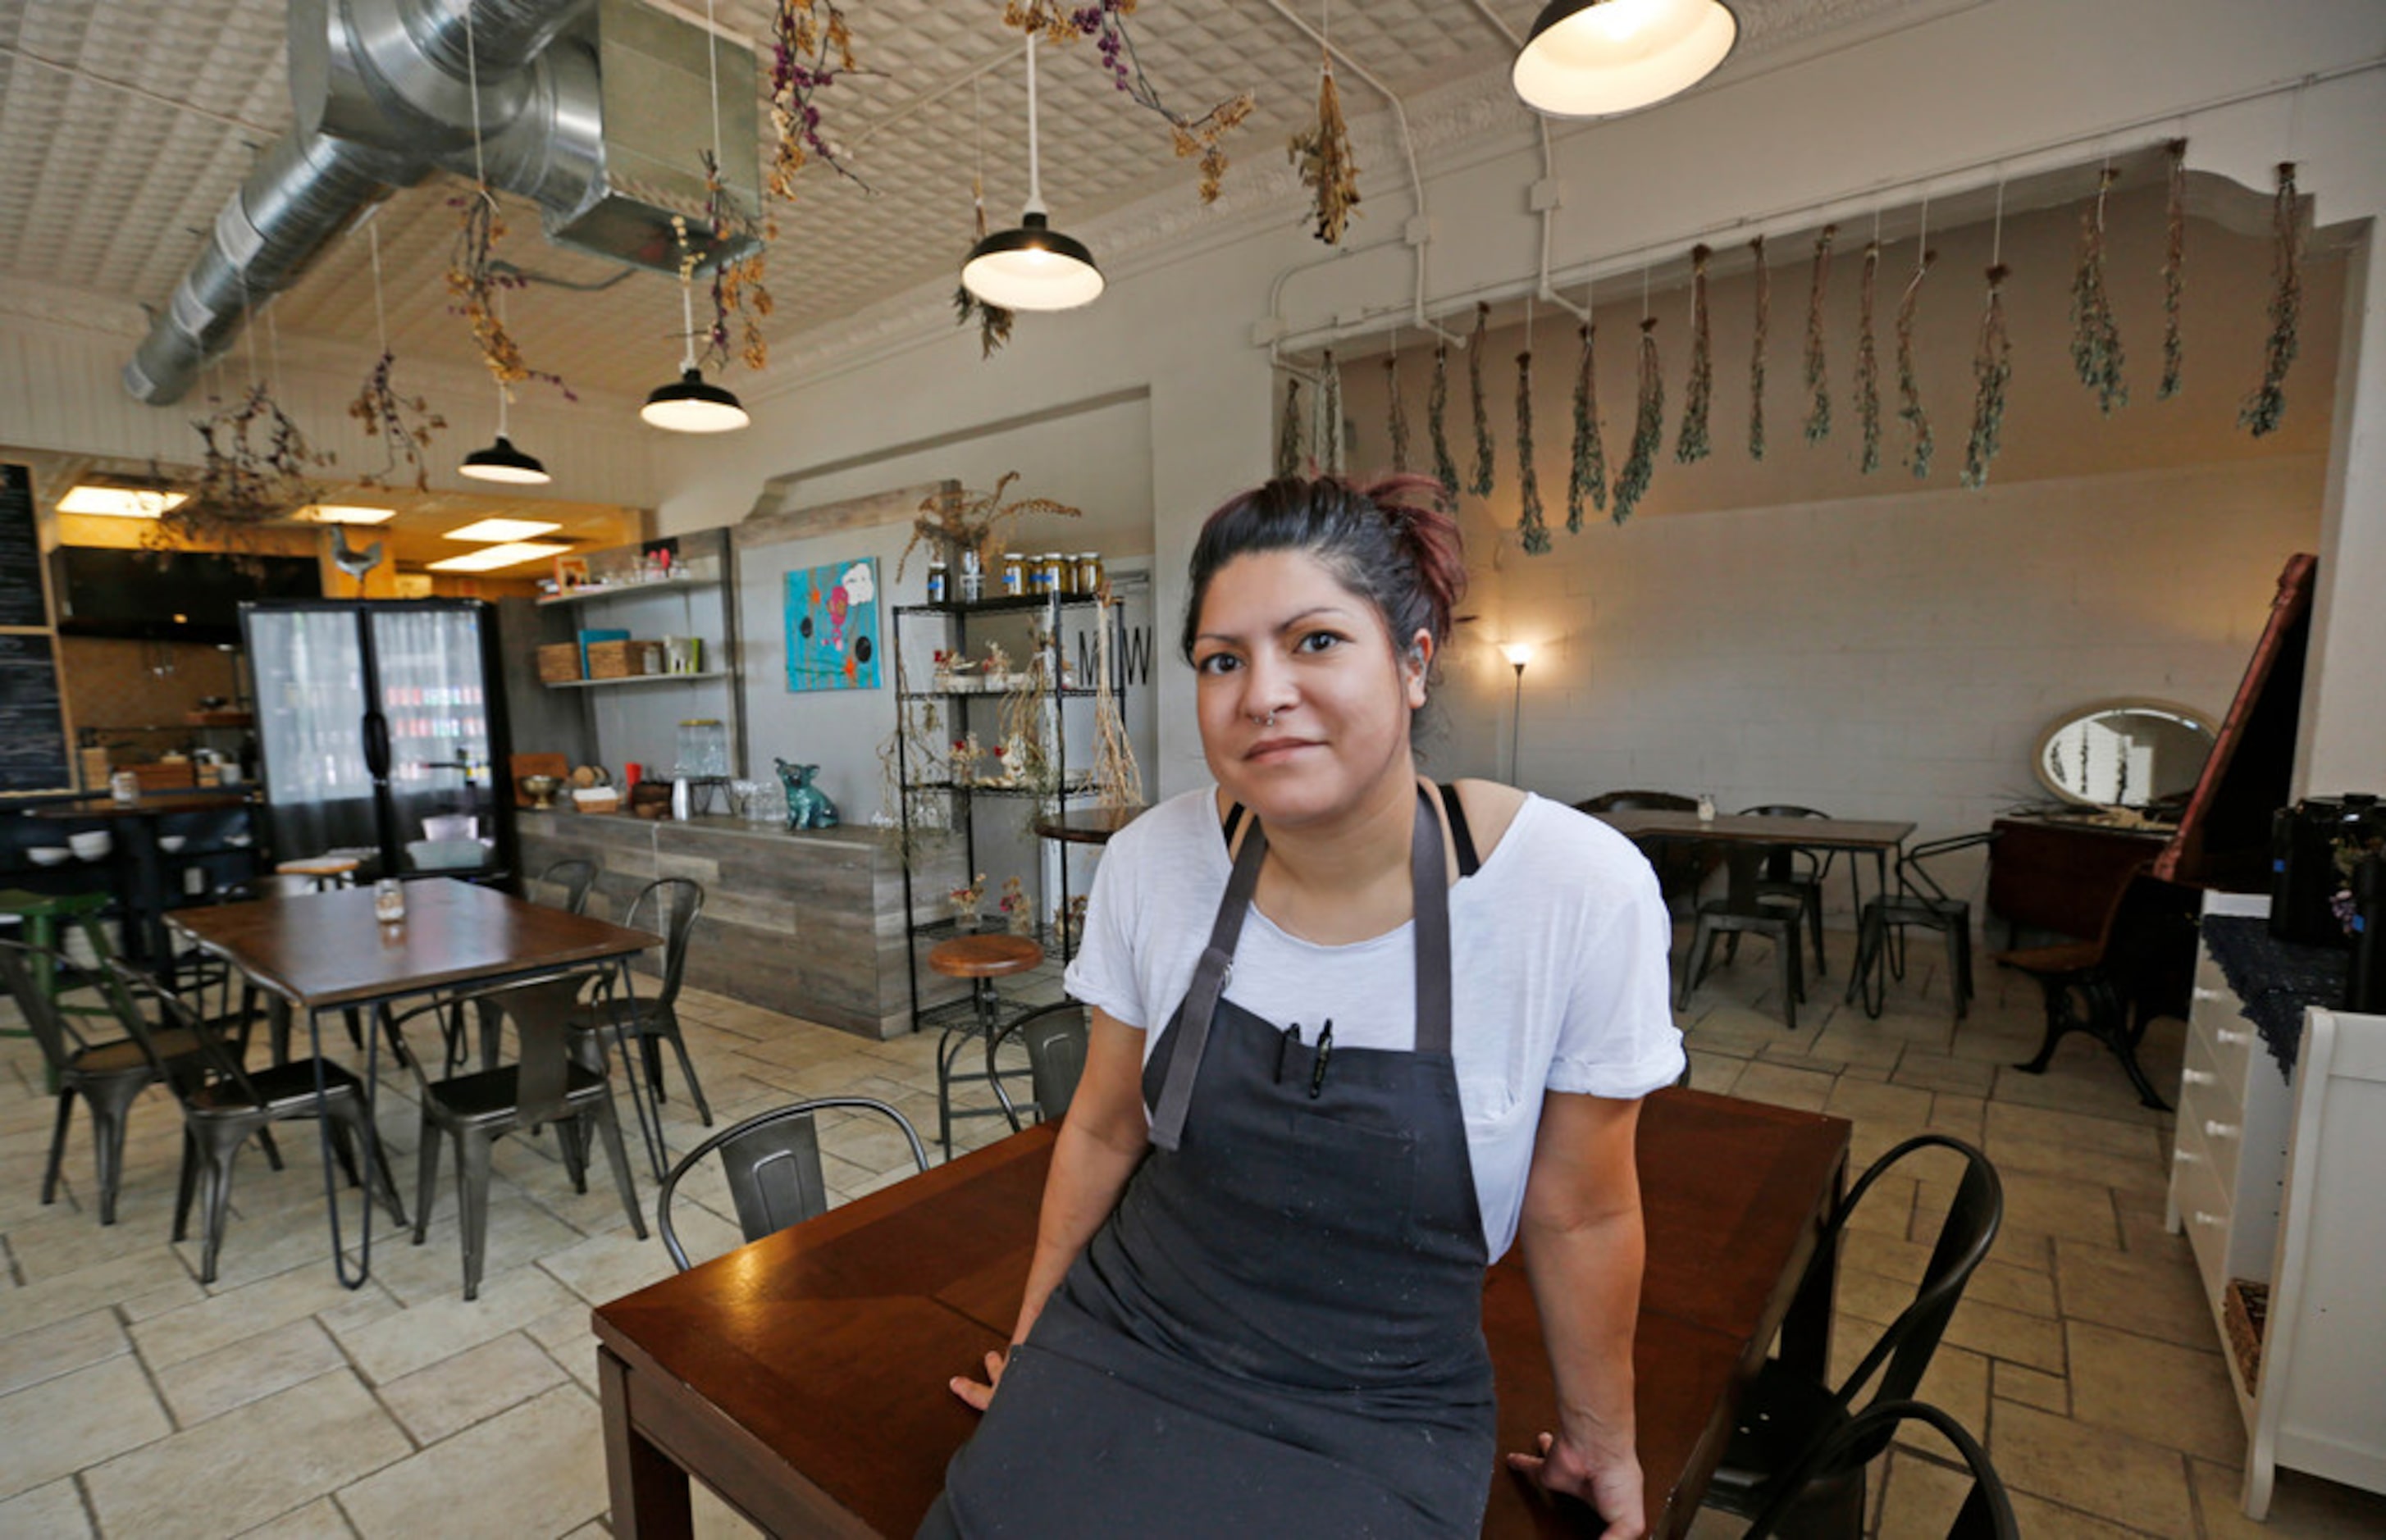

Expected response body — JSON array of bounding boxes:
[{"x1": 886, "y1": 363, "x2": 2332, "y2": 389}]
[
  {"x1": 444, "y1": 517, "x2": 563, "y2": 542},
  {"x1": 426, "y1": 540, "x2": 573, "y2": 572},
  {"x1": 294, "y1": 504, "x2": 399, "y2": 525},
  {"x1": 59, "y1": 485, "x2": 188, "y2": 517}
]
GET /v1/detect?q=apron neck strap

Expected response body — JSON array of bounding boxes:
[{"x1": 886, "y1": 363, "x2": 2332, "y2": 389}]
[{"x1": 1410, "y1": 790, "x2": 1453, "y2": 1057}]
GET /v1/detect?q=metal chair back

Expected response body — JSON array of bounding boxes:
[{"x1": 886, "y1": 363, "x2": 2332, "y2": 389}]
[
  {"x1": 988, "y1": 1002, "x2": 1090, "y2": 1127},
  {"x1": 0, "y1": 937, "x2": 89, "y2": 1073},
  {"x1": 1744, "y1": 1399, "x2": 2017, "y2": 1540},
  {"x1": 656, "y1": 1097, "x2": 930, "y2": 1270},
  {"x1": 537, "y1": 859, "x2": 600, "y2": 916},
  {"x1": 624, "y1": 877, "x2": 704, "y2": 1010},
  {"x1": 101, "y1": 960, "x2": 257, "y2": 1109}
]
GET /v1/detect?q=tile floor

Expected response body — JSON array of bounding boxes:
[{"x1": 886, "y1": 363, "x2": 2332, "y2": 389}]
[{"x1": 4, "y1": 925, "x2": 2385, "y2": 1539}]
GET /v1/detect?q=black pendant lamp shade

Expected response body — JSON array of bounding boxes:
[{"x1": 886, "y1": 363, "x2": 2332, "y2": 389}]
[
  {"x1": 459, "y1": 433, "x2": 551, "y2": 485},
  {"x1": 1512, "y1": 0, "x2": 1739, "y2": 119},
  {"x1": 641, "y1": 367, "x2": 751, "y2": 434},
  {"x1": 961, "y1": 33, "x2": 1102, "y2": 313}
]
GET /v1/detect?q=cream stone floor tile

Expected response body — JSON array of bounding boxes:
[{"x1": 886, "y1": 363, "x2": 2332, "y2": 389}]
[
  {"x1": 1939, "y1": 1017, "x2": 2053, "y2": 1066},
  {"x1": 2189, "y1": 1457, "x2": 2386, "y2": 1539},
  {"x1": 328, "y1": 1264, "x2": 582, "y2": 1385},
  {"x1": 0, "y1": 1354, "x2": 171, "y2": 1501},
  {"x1": 2064, "y1": 1319, "x2": 2243, "y2": 1465},
  {"x1": 1992, "y1": 1055, "x2": 2174, "y2": 1127},
  {"x1": 1942, "y1": 1295, "x2": 2067, "y2": 1373},
  {"x1": 85, "y1": 1371, "x2": 408, "y2": 1540},
  {"x1": 536, "y1": 1225, "x2": 679, "y2": 1306},
  {"x1": 375, "y1": 1331, "x2": 568, "y2": 1447},
  {"x1": 0, "y1": 1478, "x2": 94, "y2": 1538},
  {"x1": 1681, "y1": 1049, "x2": 1747, "y2": 1095},
  {"x1": 1840, "y1": 1227, "x2": 1929, "y2": 1285},
  {"x1": 130, "y1": 1258, "x2": 389, "y2": 1371},
  {"x1": 154, "y1": 1317, "x2": 350, "y2": 1428},
  {"x1": 0, "y1": 1248, "x2": 203, "y2": 1342},
  {"x1": 361, "y1": 1197, "x2": 593, "y2": 1308},
  {"x1": 1987, "y1": 1401, "x2": 2193, "y2": 1534},
  {"x1": 692, "y1": 1477, "x2": 766, "y2": 1538},
  {"x1": 5, "y1": 1186, "x2": 190, "y2": 1284},
  {"x1": 2005, "y1": 1489, "x2": 2169, "y2": 1538},
  {"x1": 1804, "y1": 1023, "x2": 1911, "y2": 1071},
  {"x1": 1728, "y1": 1061, "x2": 1837, "y2": 1114},
  {"x1": 1895, "y1": 1346, "x2": 1988, "y2": 1455},
  {"x1": 1964, "y1": 1257, "x2": 2059, "y2": 1318},
  {"x1": 1875, "y1": 1447, "x2": 1982, "y2": 1537},
  {"x1": 233, "y1": 1497, "x2": 357, "y2": 1538},
  {"x1": 337, "y1": 1386, "x2": 605, "y2": 1540},
  {"x1": 1922, "y1": 1166, "x2": 2121, "y2": 1247},
  {"x1": 2054, "y1": 1236, "x2": 2215, "y2": 1349},
  {"x1": 1841, "y1": 1173, "x2": 1914, "y2": 1238},
  {"x1": 0, "y1": 1306, "x2": 126, "y2": 1396},
  {"x1": 1992, "y1": 1360, "x2": 2069, "y2": 1414},
  {"x1": 1824, "y1": 1075, "x2": 1934, "y2": 1125},
  {"x1": 1983, "y1": 1127, "x2": 2170, "y2": 1198},
  {"x1": 1889, "y1": 1049, "x2": 2000, "y2": 1096}
]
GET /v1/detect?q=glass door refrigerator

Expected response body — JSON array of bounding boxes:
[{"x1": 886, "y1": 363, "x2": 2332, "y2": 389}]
[{"x1": 241, "y1": 599, "x2": 517, "y2": 885}]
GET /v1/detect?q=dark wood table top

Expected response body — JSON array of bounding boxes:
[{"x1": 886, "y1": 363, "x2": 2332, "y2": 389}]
[
  {"x1": 168, "y1": 877, "x2": 660, "y2": 1009},
  {"x1": 595, "y1": 1087, "x2": 1848, "y2": 1538},
  {"x1": 33, "y1": 792, "x2": 253, "y2": 821},
  {"x1": 1592, "y1": 809, "x2": 1915, "y2": 852}
]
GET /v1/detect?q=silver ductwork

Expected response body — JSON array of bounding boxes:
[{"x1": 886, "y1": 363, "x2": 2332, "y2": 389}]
[{"x1": 125, "y1": 0, "x2": 760, "y2": 405}]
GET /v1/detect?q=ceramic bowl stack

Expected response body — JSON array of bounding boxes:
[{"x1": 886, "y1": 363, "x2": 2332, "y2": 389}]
[{"x1": 69, "y1": 832, "x2": 112, "y2": 862}]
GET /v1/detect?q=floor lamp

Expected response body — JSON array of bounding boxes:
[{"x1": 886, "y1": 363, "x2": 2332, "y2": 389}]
[{"x1": 1501, "y1": 643, "x2": 1535, "y2": 784}]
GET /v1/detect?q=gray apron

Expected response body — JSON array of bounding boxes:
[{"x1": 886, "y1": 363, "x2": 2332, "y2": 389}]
[{"x1": 933, "y1": 789, "x2": 1495, "y2": 1538}]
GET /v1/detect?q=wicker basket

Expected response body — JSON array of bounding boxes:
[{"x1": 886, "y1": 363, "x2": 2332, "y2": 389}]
[
  {"x1": 2224, "y1": 1278, "x2": 2268, "y2": 1392},
  {"x1": 536, "y1": 643, "x2": 584, "y2": 684},
  {"x1": 586, "y1": 640, "x2": 662, "y2": 680}
]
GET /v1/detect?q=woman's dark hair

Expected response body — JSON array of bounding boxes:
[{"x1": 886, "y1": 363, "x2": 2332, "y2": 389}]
[{"x1": 1179, "y1": 474, "x2": 1467, "y2": 672}]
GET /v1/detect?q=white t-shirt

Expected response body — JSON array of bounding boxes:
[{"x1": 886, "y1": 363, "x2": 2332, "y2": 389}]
[{"x1": 1062, "y1": 786, "x2": 1686, "y2": 1260}]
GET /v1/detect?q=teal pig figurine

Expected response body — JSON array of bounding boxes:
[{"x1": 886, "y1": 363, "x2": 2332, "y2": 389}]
[{"x1": 774, "y1": 759, "x2": 840, "y2": 830}]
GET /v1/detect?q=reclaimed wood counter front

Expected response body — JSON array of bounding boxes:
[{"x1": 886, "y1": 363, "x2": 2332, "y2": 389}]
[{"x1": 518, "y1": 810, "x2": 961, "y2": 1039}]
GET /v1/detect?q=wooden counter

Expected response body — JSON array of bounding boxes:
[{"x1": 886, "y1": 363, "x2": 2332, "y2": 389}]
[{"x1": 516, "y1": 810, "x2": 961, "y2": 1039}]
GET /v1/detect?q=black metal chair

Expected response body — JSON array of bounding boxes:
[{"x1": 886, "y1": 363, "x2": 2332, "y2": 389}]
[
  {"x1": 389, "y1": 970, "x2": 648, "y2": 1300},
  {"x1": 655, "y1": 1096, "x2": 929, "y2": 1270},
  {"x1": 104, "y1": 960, "x2": 406, "y2": 1285},
  {"x1": 568, "y1": 877, "x2": 711, "y2": 1125},
  {"x1": 1849, "y1": 832, "x2": 1996, "y2": 1022},
  {"x1": 1996, "y1": 865, "x2": 2197, "y2": 1111},
  {"x1": 1704, "y1": 1134, "x2": 2003, "y2": 1534},
  {"x1": 1575, "y1": 791, "x2": 1722, "y2": 914},
  {"x1": 985, "y1": 1000, "x2": 1090, "y2": 1131},
  {"x1": 1737, "y1": 804, "x2": 1839, "y2": 977},
  {"x1": 1678, "y1": 863, "x2": 1808, "y2": 1031},
  {"x1": 1740, "y1": 1399, "x2": 2018, "y2": 1539},
  {"x1": 1, "y1": 937, "x2": 212, "y2": 1226},
  {"x1": 536, "y1": 859, "x2": 600, "y2": 916},
  {"x1": 446, "y1": 860, "x2": 603, "y2": 1074}
]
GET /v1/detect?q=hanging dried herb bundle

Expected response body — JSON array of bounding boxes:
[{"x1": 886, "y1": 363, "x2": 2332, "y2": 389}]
[
  {"x1": 1317, "y1": 350, "x2": 1345, "y2": 476},
  {"x1": 1385, "y1": 357, "x2": 1412, "y2": 472},
  {"x1": 2239, "y1": 161, "x2": 2302, "y2": 438},
  {"x1": 1747, "y1": 235, "x2": 1769, "y2": 461},
  {"x1": 1854, "y1": 241, "x2": 1882, "y2": 475},
  {"x1": 1567, "y1": 322, "x2": 1608, "y2": 532},
  {"x1": 1289, "y1": 53, "x2": 1360, "y2": 244},
  {"x1": 1896, "y1": 247, "x2": 1937, "y2": 477},
  {"x1": 348, "y1": 352, "x2": 445, "y2": 491},
  {"x1": 2160, "y1": 139, "x2": 2188, "y2": 400},
  {"x1": 448, "y1": 189, "x2": 571, "y2": 399},
  {"x1": 1613, "y1": 318, "x2": 1663, "y2": 524},
  {"x1": 2069, "y1": 166, "x2": 2127, "y2": 415},
  {"x1": 154, "y1": 384, "x2": 329, "y2": 561},
  {"x1": 1515, "y1": 351, "x2": 1549, "y2": 554},
  {"x1": 768, "y1": 0, "x2": 870, "y2": 200},
  {"x1": 1961, "y1": 263, "x2": 2012, "y2": 490},
  {"x1": 1676, "y1": 244, "x2": 1713, "y2": 465},
  {"x1": 1428, "y1": 343, "x2": 1459, "y2": 500},
  {"x1": 1467, "y1": 303, "x2": 1495, "y2": 496},
  {"x1": 1090, "y1": 590, "x2": 1143, "y2": 811},
  {"x1": 1276, "y1": 375, "x2": 1305, "y2": 479},
  {"x1": 1802, "y1": 224, "x2": 1836, "y2": 445},
  {"x1": 1009, "y1": 1, "x2": 1254, "y2": 205},
  {"x1": 691, "y1": 155, "x2": 774, "y2": 374},
  {"x1": 953, "y1": 174, "x2": 1015, "y2": 358}
]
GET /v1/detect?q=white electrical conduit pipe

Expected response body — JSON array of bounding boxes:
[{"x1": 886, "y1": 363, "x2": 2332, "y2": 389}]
[{"x1": 1457, "y1": 0, "x2": 1592, "y2": 322}]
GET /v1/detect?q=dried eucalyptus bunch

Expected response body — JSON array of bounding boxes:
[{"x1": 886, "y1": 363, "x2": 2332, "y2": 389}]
[
  {"x1": 1515, "y1": 350, "x2": 1549, "y2": 554},
  {"x1": 1289, "y1": 52, "x2": 1360, "y2": 244},
  {"x1": 2239, "y1": 162, "x2": 2302, "y2": 438},
  {"x1": 1567, "y1": 321, "x2": 1608, "y2": 533}
]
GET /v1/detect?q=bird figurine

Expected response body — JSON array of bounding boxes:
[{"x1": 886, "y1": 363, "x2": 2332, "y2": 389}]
[{"x1": 330, "y1": 523, "x2": 386, "y2": 595}]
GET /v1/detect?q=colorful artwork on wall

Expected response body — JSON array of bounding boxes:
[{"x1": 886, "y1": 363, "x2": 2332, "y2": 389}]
[{"x1": 786, "y1": 558, "x2": 881, "y2": 691}]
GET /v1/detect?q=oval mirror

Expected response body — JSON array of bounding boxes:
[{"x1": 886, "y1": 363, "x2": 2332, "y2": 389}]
[{"x1": 2034, "y1": 700, "x2": 2219, "y2": 809}]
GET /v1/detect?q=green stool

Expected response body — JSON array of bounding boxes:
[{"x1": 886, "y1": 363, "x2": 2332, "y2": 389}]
[{"x1": 0, "y1": 890, "x2": 119, "y2": 1048}]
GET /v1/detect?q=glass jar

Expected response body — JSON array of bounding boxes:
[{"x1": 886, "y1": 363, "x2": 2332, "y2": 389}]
[
  {"x1": 959, "y1": 548, "x2": 984, "y2": 604},
  {"x1": 1040, "y1": 553, "x2": 1067, "y2": 595},
  {"x1": 926, "y1": 560, "x2": 947, "y2": 604},
  {"x1": 1076, "y1": 553, "x2": 1102, "y2": 595},
  {"x1": 677, "y1": 719, "x2": 729, "y2": 778},
  {"x1": 374, "y1": 877, "x2": 406, "y2": 923}
]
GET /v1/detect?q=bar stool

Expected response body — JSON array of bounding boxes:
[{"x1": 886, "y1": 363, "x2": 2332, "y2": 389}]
[
  {"x1": 276, "y1": 856, "x2": 360, "y2": 892},
  {"x1": 0, "y1": 890, "x2": 122, "y2": 1055},
  {"x1": 926, "y1": 934, "x2": 1044, "y2": 1158}
]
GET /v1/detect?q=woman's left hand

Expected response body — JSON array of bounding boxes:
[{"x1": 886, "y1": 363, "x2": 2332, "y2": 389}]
[{"x1": 1507, "y1": 1431, "x2": 1646, "y2": 1539}]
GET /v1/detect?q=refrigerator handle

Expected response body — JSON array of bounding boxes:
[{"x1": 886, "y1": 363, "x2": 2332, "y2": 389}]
[{"x1": 363, "y1": 710, "x2": 391, "y2": 782}]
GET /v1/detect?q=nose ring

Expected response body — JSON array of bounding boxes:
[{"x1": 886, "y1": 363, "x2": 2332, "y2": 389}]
[{"x1": 1252, "y1": 711, "x2": 1278, "y2": 728}]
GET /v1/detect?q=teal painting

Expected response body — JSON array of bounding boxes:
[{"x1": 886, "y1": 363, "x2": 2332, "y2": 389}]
[{"x1": 786, "y1": 558, "x2": 880, "y2": 691}]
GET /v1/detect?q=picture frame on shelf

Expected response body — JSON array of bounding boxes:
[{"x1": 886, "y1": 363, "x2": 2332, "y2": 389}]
[{"x1": 555, "y1": 555, "x2": 592, "y2": 592}]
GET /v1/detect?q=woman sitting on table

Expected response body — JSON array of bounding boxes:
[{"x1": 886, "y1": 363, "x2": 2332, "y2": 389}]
[{"x1": 925, "y1": 474, "x2": 1684, "y2": 1539}]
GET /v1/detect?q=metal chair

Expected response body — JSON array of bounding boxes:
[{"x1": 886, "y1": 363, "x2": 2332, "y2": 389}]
[
  {"x1": 388, "y1": 970, "x2": 648, "y2": 1300},
  {"x1": 1574, "y1": 791, "x2": 1719, "y2": 914},
  {"x1": 1741, "y1": 1400, "x2": 2017, "y2": 1539},
  {"x1": 104, "y1": 960, "x2": 405, "y2": 1285},
  {"x1": 1678, "y1": 869, "x2": 1808, "y2": 1031},
  {"x1": 1848, "y1": 832, "x2": 1996, "y2": 1022},
  {"x1": 568, "y1": 877, "x2": 710, "y2": 1124},
  {"x1": 1704, "y1": 1135, "x2": 2003, "y2": 1534},
  {"x1": 536, "y1": 859, "x2": 600, "y2": 916},
  {"x1": 985, "y1": 1000, "x2": 1090, "y2": 1130},
  {"x1": 447, "y1": 860, "x2": 604, "y2": 1073},
  {"x1": 1, "y1": 937, "x2": 210, "y2": 1225},
  {"x1": 1737, "y1": 804, "x2": 1840, "y2": 977},
  {"x1": 655, "y1": 1096, "x2": 929, "y2": 1270}
]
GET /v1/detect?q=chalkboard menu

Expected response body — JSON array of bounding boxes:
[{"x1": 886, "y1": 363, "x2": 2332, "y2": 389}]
[
  {"x1": 0, "y1": 463, "x2": 44, "y2": 628},
  {"x1": 0, "y1": 632, "x2": 72, "y2": 794}
]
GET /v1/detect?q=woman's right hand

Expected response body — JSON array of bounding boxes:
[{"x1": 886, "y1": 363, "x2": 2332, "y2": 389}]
[{"x1": 948, "y1": 1347, "x2": 1010, "y2": 1412}]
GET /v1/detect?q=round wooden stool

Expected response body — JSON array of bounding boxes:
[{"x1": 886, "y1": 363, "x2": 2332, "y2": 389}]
[
  {"x1": 276, "y1": 856, "x2": 360, "y2": 893},
  {"x1": 926, "y1": 934, "x2": 1045, "y2": 1157}
]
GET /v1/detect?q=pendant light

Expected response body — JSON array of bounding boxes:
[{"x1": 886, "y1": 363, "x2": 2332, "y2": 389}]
[
  {"x1": 455, "y1": 11, "x2": 553, "y2": 484},
  {"x1": 642, "y1": 0, "x2": 750, "y2": 434},
  {"x1": 961, "y1": 33, "x2": 1103, "y2": 312},
  {"x1": 1512, "y1": 0, "x2": 1739, "y2": 120},
  {"x1": 461, "y1": 375, "x2": 551, "y2": 485}
]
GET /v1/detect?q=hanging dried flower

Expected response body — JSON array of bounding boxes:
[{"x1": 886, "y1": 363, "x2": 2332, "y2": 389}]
[
  {"x1": 2069, "y1": 166, "x2": 2127, "y2": 415},
  {"x1": 447, "y1": 189, "x2": 572, "y2": 399},
  {"x1": 1317, "y1": 351, "x2": 1345, "y2": 476},
  {"x1": 1748, "y1": 235, "x2": 1769, "y2": 462},
  {"x1": 900, "y1": 472, "x2": 1083, "y2": 580},
  {"x1": 1567, "y1": 322, "x2": 1608, "y2": 532},
  {"x1": 1276, "y1": 374, "x2": 1305, "y2": 479},
  {"x1": 348, "y1": 352, "x2": 445, "y2": 492},
  {"x1": 691, "y1": 153, "x2": 773, "y2": 375},
  {"x1": 1289, "y1": 52, "x2": 1360, "y2": 245},
  {"x1": 153, "y1": 383, "x2": 330, "y2": 563},
  {"x1": 1515, "y1": 351, "x2": 1549, "y2": 554},
  {"x1": 1613, "y1": 317, "x2": 1663, "y2": 524},
  {"x1": 768, "y1": 0, "x2": 871, "y2": 201},
  {"x1": 1676, "y1": 244, "x2": 1713, "y2": 465},
  {"x1": 953, "y1": 174, "x2": 1015, "y2": 358},
  {"x1": 1428, "y1": 343, "x2": 1459, "y2": 500},
  {"x1": 1896, "y1": 247, "x2": 1937, "y2": 477},
  {"x1": 1091, "y1": 590, "x2": 1143, "y2": 811},
  {"x1": 2161, "y1": 139, "x2": 2188, "y2": 400},
  {"x1": 1803, "y1": 224, "x2": 1836, "y2": 445},
  {"x1": 1385, "y1": 357, "x2": 1412, "y2": 473},
  {"x1": 1007, "y1": 2, "x2": 1254, "y2": 205},
  {"x1": 1961, "y1": 263, "x2": 2012, "y2": 490},
  {"x1": 1855, "y1": 240, "x2": 1882, "y2": 475},
  {"x1": 1467, "y1": 303, "x2": 1495, "y2": 496},
  {"x1": 2239, "y1": 162, "x2": 2302, "y2": 438}
]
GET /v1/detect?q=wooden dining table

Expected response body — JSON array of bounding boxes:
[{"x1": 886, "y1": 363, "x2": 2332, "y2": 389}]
[
  {"x1": 169, "y1": 877, "x2": 662, "y2": 1287},
  {"x1": 594, "y1": 1087, "x2": 1850, "y2": 1538}
]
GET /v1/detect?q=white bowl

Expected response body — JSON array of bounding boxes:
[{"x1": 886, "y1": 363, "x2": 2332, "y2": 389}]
[
  {"x1": 157, "y1": 835, "x2": 188, "y2": 853},
  {"x1": 226, "y1": 833, "x2": 253, "y2": 848},
  {"x1": 25, "y1": 847, "x2": 71, "y2": 867},
  {"x1": 69, "y1": 832, "x2": 112, "y2": 861}
]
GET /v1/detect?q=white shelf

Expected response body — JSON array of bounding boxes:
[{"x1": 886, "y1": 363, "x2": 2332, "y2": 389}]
[
  {"x1": 536, "y1": 576, "x2": 717, "y2": 608},
  {"x1": 544, "y1": 670, "x2": 731, "y2": 690}
]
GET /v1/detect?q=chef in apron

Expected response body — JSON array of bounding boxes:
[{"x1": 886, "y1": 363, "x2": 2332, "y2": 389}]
[{"x1": 928, "y1": 474, "x2": 1683, "y2": 1538}]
